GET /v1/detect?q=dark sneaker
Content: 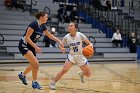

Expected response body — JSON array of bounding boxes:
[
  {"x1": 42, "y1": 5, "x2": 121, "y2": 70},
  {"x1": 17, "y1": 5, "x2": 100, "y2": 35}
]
[
  {"x1": 32, "y1": 81, "x2": 42, "y2": 90},
  {"x1": 18, "y1": 72, "x2": 28, "y2": 85}
]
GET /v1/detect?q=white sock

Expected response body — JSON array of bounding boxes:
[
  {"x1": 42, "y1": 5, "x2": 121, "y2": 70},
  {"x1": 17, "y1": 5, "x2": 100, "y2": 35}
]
[{"x1": 32, "y1": 80, "x2": 37, "y2": 83}]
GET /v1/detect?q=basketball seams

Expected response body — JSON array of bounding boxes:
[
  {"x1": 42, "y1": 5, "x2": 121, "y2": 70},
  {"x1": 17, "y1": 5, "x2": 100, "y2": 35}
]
[
  {"x1": 83, "y1": 50, "x2": 91, "y2": 56},
  {"x1": 82, "y1": 46, "x2": 94, "y2": 56},
  {"x1": 83, "y1": 48, "x2": 92, "y2": 55}
]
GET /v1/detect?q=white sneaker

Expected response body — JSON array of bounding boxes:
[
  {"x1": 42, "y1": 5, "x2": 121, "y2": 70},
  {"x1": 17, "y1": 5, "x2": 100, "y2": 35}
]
[
  {"x1": 78, "y1": 71, "x2": 85, "y2": 83},
  {"x1": 49, "y1": 83, "x2": 56, "y2": 90}
]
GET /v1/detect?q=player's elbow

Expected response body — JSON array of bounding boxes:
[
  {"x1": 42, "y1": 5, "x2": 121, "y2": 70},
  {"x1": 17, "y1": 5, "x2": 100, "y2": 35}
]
[{"x1": 25, "y1": 36, "x2": 30, "y2": 42}]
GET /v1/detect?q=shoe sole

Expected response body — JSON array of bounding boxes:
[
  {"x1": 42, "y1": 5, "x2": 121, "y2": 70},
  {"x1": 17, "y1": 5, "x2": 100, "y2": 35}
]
[
  {"x1": 33, "y1": 87, "x2": 43, "y2": 90},
  {"x1": 18, "y1": 74, "x2": 28, "y2": 85},
  {"x1": 49, "y1": 85, "x2": 56, "y2": 90}
]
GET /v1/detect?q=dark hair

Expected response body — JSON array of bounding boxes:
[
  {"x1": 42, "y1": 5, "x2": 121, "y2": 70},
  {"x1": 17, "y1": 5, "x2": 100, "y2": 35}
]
[
  {"x1": 35, "y1": 12, "x2": 48, "y2": 19},
  {"x1": 71, "y1": 22, "x2": 78, "y2": 29}
]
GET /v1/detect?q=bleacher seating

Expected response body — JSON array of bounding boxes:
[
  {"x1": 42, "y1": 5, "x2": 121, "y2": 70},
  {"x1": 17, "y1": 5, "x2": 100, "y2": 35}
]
[{"x1": 0, "y1": 0, "x2": 137, "y2": 63}]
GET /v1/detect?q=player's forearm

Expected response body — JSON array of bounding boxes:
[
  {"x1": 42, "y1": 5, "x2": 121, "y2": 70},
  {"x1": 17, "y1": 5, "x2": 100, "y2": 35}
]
[
  {"x1": 50, "y1": 35, "x2": 61, "y2": 44},
  {"x1": 25, "y1": 37, "x2": 38, "y2": 49}
]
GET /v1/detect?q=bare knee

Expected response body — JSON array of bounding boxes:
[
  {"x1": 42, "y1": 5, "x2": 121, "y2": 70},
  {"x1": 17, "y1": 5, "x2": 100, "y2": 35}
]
[
  {"x1": 25, "y1": 52, "x2": 39, "y2": 69},
  {"x1": 31, "y1": 61, "x2": 39, "y2": 69}
]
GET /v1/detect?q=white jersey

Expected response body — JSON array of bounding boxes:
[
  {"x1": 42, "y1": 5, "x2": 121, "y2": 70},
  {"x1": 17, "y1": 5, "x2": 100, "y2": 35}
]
[{"x1": 62, "y1": 32, "x2": 88, "y2": 55}]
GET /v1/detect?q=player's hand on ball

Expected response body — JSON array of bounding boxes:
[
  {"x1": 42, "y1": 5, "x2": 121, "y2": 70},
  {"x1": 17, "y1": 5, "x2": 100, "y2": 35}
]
[{"x1": 82, "y1": 45, "x2": 94, "y2": 57}]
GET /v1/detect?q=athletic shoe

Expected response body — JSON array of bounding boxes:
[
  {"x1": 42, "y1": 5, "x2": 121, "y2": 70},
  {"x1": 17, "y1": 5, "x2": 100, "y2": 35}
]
[
  {"x1": 18, "y1": 72, "x2": 28, "y2": 85},
  {"x1": 78, "y1": 71, "x2": 85, "y2": 83},
  {"x1": 49, "y1": 83, "x2": 56, "y2": 90},
  {"x1": 32, "y1": 81, "x2": 42, "y2": 90}
]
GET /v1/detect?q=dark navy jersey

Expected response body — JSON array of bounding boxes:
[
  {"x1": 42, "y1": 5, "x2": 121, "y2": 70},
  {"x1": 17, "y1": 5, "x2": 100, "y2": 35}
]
[
  {"x1": 22, "y1": 20, "x2": 47, "y2": 43},
  {"x1": 18, "y1": 20, "x2": 47, "y2": 56}
]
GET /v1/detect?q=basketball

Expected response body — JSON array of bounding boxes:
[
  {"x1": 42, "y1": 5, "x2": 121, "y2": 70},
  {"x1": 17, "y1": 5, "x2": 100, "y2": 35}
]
[{"x1": 82, "y1": 45, "x2": 94, "y2": 57}]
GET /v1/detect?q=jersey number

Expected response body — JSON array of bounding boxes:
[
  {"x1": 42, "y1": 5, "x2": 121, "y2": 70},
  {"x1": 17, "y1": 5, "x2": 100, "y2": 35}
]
[{"x1": 73, "y1": 46, "x2": 78, "y2": 52}]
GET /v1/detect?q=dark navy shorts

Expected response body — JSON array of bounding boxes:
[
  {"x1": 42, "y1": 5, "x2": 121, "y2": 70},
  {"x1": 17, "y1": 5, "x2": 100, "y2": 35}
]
[{"x1": 18, "y1": 40, "x2": 36, "y2": 56}]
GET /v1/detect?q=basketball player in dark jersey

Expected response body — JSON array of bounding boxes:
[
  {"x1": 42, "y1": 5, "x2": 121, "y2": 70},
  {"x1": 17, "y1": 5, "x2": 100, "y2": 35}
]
[{"x1": 18, "y1": 12, "x2": 64, "y2": 90}]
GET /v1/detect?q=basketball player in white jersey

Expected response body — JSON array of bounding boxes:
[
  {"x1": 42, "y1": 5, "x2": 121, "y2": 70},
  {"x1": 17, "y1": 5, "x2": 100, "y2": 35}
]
[{"x1": 49, "y1": 22, "x2": 93, "y2": 90}]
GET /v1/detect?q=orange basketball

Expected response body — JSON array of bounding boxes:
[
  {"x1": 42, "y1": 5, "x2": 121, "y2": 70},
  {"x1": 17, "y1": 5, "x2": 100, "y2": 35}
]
[{"x1": 82, "y1": 45, "x2": 94, "y2": 57}]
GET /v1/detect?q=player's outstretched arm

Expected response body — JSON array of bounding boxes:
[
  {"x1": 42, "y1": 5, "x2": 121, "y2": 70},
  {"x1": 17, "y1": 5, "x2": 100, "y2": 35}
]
[
  {"x1": 43, "y1": 30, "x2": 64, "y2": 48},
  {"x1": 59, "y1": 45, "x2": 65, "y2": 54}
]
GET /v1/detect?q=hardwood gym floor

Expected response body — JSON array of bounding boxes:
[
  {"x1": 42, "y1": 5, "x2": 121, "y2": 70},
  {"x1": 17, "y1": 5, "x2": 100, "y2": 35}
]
[{"x1": 0, "y1": 62, "x2": 140, "y2": 93}]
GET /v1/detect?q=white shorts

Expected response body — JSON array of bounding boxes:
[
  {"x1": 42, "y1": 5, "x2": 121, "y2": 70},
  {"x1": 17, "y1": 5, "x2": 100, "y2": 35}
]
[{"x1": 67, "y1": 54, "x2": 88, "y2": 66}]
